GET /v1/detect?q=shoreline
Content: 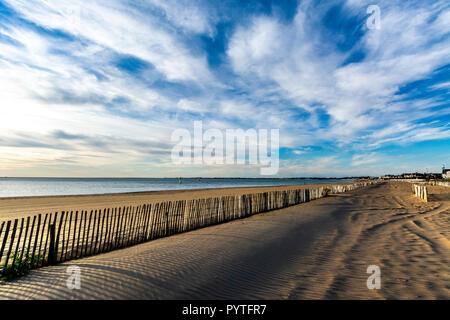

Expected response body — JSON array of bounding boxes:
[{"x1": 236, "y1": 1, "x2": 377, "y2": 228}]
[{"x1": 0, "y1": 180, "x2": 362, "y2": 200}]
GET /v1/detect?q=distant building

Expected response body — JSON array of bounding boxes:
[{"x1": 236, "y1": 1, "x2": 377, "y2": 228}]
[
  {"x1": 379, "y1": 172, "x2": 443, "y2": 180},
  {"x1": 443, "y1": 168, "x2": 450, "y2": 179}
]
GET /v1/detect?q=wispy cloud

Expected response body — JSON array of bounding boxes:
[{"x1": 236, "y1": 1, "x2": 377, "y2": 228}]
[{"x1": 0, "y1": 0, "x2": 449, "y2": 177}]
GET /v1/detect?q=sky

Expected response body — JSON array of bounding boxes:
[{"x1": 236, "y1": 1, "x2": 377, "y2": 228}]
[{"x1": 0, "y1": 0, "x2": 449, "y2": 178}]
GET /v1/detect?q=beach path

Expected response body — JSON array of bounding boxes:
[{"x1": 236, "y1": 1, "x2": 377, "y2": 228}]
[{"x1": 0, "y1": 182, "x2": 449, "y2": 299}]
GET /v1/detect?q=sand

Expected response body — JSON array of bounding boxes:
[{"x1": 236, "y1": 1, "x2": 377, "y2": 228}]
[
  {"x1": 0, "y1": 181, "x2": 448, "y2": 299},
  {"x1": 0, "y1": 182, "x2": 358, "y2": 222}
]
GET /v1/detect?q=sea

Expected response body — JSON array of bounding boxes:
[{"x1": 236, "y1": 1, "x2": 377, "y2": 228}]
[{"x1": 0, "y1": 177, "x2": 356, "y2": 198}]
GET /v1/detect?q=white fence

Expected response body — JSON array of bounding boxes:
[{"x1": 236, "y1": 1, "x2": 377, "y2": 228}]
[{"x1": 413, "y1": 184, "x2": 428, "y2": 202}]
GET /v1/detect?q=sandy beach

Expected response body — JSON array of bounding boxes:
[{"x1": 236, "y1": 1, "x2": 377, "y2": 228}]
[
  {"x1": 0, "y1": 181, "x2": 448, "y2": 299},
  {"x1": 0, "y1": 182, "x2": 359, "y2": 222}
]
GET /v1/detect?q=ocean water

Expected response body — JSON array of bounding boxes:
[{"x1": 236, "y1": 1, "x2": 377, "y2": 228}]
[{"x1": 0, "y1": 177, "x2": 356, "y2": 198}]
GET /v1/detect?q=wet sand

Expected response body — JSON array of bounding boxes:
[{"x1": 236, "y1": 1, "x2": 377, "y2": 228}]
[{"x1": 0, "y1": 181, "x2": 448, "y2": 299}]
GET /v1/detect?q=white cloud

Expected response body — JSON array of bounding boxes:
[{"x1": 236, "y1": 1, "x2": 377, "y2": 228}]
[
  {"x1": 3, "y1": 0, "x2": 214, "y2": 83},
  {"x1": 0, "y1": 0, "x2": 448, "y2": 177},
  {"x1": 228, "y1": 16, "x2": 285, "y2": 74},
  {"x1": 227, "y1": 0, "x2": 450, "y2": 148},
  {"x1": 177, "y1": 99, "x2": 209, "y2": 113},
  {"x1": 351, "y1": 153, "x2": 379, "y2": 166},
  {"x1": 293, "y1": 147, "x2": 312, "y2": 155},
  {"x1": 430, "y1": 81, "x2": 450, "y2": 90},
  {"x1": 146, "y1": 0, "x2": 215, "y2": 35}
]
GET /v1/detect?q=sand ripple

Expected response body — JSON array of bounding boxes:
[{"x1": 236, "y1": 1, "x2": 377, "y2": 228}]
[{"x1": 0, "y1": 182, "x2": 448, "y2": 299}]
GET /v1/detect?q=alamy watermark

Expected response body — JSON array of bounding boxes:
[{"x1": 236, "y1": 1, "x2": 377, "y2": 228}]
[
  {"x1": 171, "y1": 121, "x2": 279, "y2": 175},
  {"x1": 366, "y1": 5, "x2": 381, "y2": 30},
  {"x1": 66, "y1": 265, "x2": 81, "y2": 290},
  {"x1": 366, "y1": 265, "x2": 381, "y2": 289}
]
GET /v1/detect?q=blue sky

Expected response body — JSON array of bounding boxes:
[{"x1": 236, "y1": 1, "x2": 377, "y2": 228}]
[{"x1": 0, "y1": 0, "x2": 449, "y2": 177}]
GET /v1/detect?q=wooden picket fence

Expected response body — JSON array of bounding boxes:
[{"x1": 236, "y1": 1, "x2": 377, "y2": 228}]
[
  {"x1": 0, "y1": 181, "x2": 377, "y2": 277},
  {"x1": 413, "y1": 184, "x2": 428, "y2": 202}
]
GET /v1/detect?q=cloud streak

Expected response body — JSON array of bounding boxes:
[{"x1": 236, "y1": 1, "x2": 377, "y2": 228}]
[{"x1": 0, "y1": 0, "x2": 449, "y2": 177}]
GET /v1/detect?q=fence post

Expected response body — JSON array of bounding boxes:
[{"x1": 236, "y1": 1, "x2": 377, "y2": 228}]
[
  {"x1": 48, "y1": 223, "x2": 56, "y2": 265},
  {"x1": 165, "y1": 208, "x2": 169, "y2": 237}
]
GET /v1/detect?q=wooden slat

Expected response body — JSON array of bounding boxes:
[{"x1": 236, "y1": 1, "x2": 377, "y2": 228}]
[
  {"x1": 0, "y1": 222, "x2": 4, "y2": 246},
  {"x1": 174, "y1": 201, "x2": 179, "y2": 234},
  {"x1": 154, "y1": 203, "x2": 160, "y2": 239},
  {"x1": 171, "y1": 201, "x2": 178, "y2": 234},
  {"x1": 165, "y1": 202, "x2": 171, "y2": 236},
  {"x1": 158, "y1": 203, "x2": 165, "y2": 238},
  {"x1": 108, "y1": 208, "x2": 115, "y2": 250},
  {"x1": 163, "y1": 202, "x2": 169, "y2": 236},
  {"x1": 114, "y1": 207, "x2": 122, "y2": 249},
  {"x1": 156, "y1": 203, "x2": 164, "y2": 238},
  {"x1": 25, "y1": 216, "x2": 36, "y2": 267},
  {"x1": 112, "y1": 208, "x2": 122, "y2": 249},
  {"x1": 123, "y1": 206, "x2": 131, "y2": 246},
  {"x1": 119, "y1": 206, "x2": 128, "y2": 248},
  {"x1": 88, "y1": 210, "x2": 97, "y2": 256},
  {"x1": 142, "y1": 204, "x2": 152, "y2": 242},
  {"x1": 159, "y1": 202, "x2": 165, "y2": 237},
  {"x1": 70, "y1": 212, "x2": 78, "y2": 260},
  {"x1": 97, "y1": 208, "x2": 104, "y2": 253},
  {"x1": 37, "y1": 214, "x2": 48, "y2": 266},
  {"x1": 93, "y1": 209, "x2": 102, "y2": 254},
  {"x1": 76, "y1": 211, "x2": 85, "y2": 258},
  {"x1": 59, "y1": 212, "x2": 69, "y2": 262},
  {"x1": 195, "y1": 199, "x2": 201, "y2": 229},
  {"x1": 125, "y1": 206, "x2": 133, "y2": 245},
  {"x1": 185, "y1": 201, "x2": 191, "y2": 231},
  {"x1": 139, "y1": 205, "x2": 148, "y2": 242},
  {"x1": 102, "y1": 208, "x2": 111, "y2": 252},
  {"x1": 127, "y1": 206, "x2": 135, "y2": 245},
  {"x1": 139, "y1": 204, "x2": 147, "y2": 241},
  {"x1": 146, "y1": 204, "x2": 153, "y2": 240},
  {"x1": 149, "y1": 204, "x2": 158, "y2": 240},
  {"x1": 30, "y1": 214, "x2": 42, "y2": 267},
  {"x1": 48, "y1": 223, "x2": 56, "y2": 265},
  {"x1": 3, "y1": 219, "x2": 18, "y2": 270},
  {"x1": 41, "y1": 213, "x2": 53, "y2": 267},
  {"x1": 18, "y1": 217, "x2": 30, "y2": 264},
  {"x1": 84, "y1": 210, "x2": 93, "y2": 257},
  {"x1": 176, "y1": 201, "x2": 183, "y2": 233},
  {"x1": 178, "y1": 201, "x2": 184, "y2": 233},
  {"x1": 183, "y1": 200, "x2": 190, "y2": 232},
  {"x1": 11, "y1": 218, "x2": 24, "y2": 270},
  {"x1": 164, "y1": 202, "x2": 169, "y2": 237},
  {"x1": 194, "y1": 199, "x2": 199, "y2": 229},
  {"x1": 115, "y1": 207, "x2": 123, "y2": 248},
  {"x1": 168, "y1": 202, "x2": 174, "y2": 236},
  {"x1": 127, "y1": 206, "x2": 136, "y2": 246},
  {"x1": 133, "y1": 205, "x2": 141, "y2": 244},
  {"x1": 133, "y1": 205, "x2": 144, "y2": 244},
  {"x1": 158, "y1": 203, "x2": 164, "y2": 237},
  {"x1": 132, "y1": 205, "x2": 140, "y2": 244},
  {"x1": 64, "y1": 211, "x2": 73, "y2": 261},
  {"x1": 98, "y1": 208, "x2": 107, "y2": 253},
  {"x1": 107, "y1": 208, "x2": 117, "y2": 251},
  {"x1": 54, "y1": 212, "x2": 65, "y2": 263},
  {"x1": 0, "y1": 220, "x2": 11, "y2": 267},
  {"x1": 117, "y1": 206, "x2": 125, "y2": 248}
]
